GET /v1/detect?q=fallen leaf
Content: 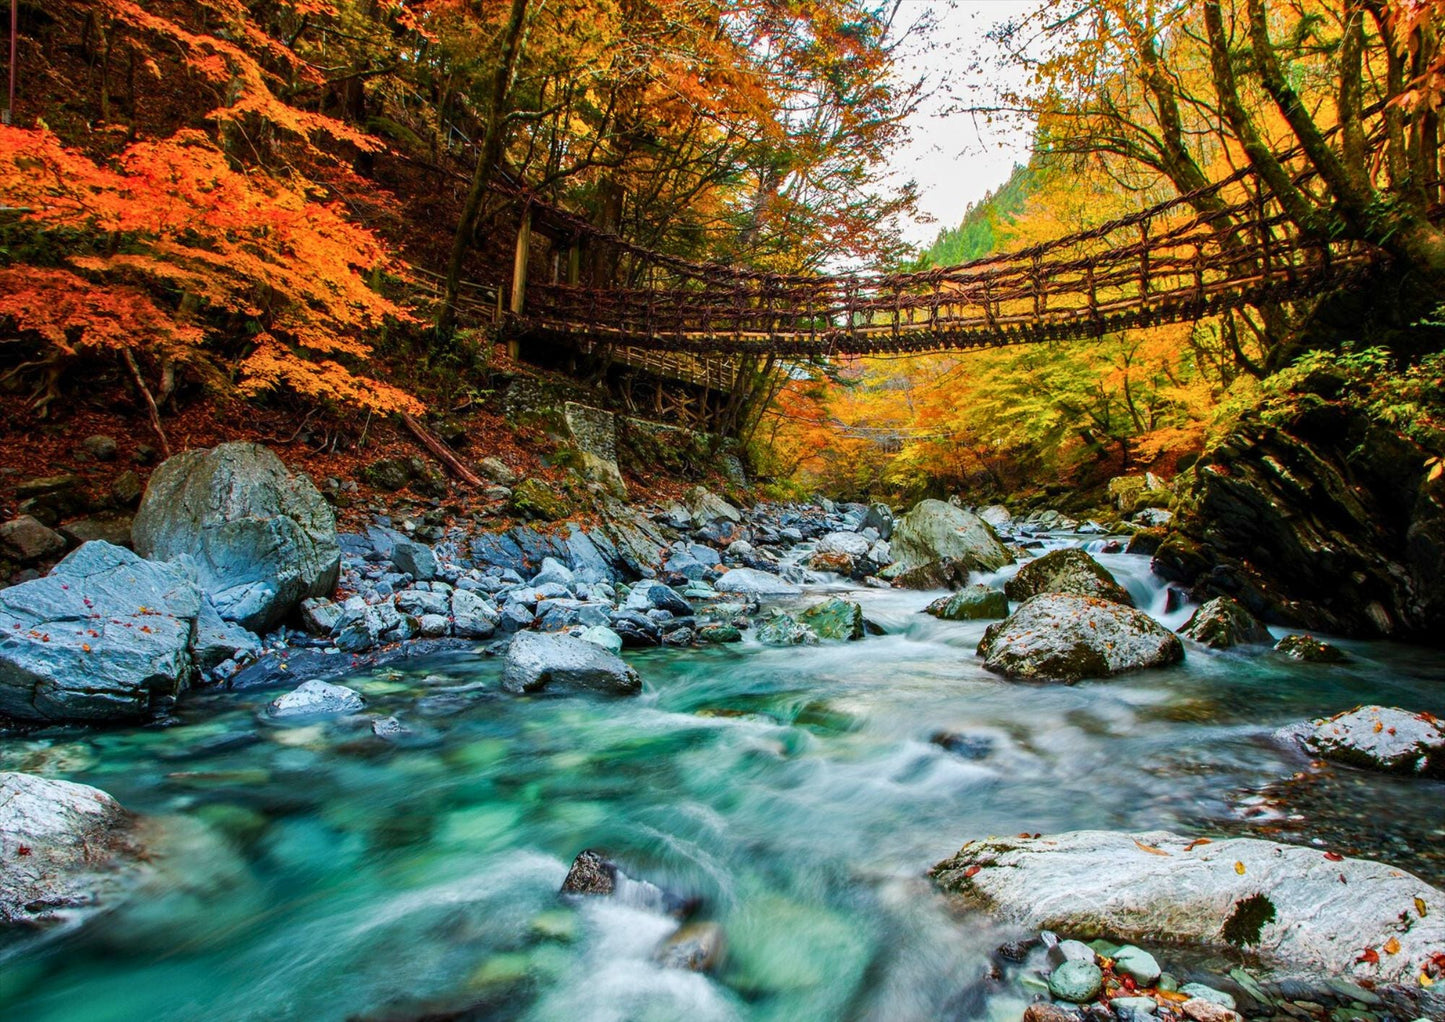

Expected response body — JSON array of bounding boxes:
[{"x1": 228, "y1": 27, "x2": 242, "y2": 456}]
[
  {"x1": 1134, "y1": 838, "x2": 1171, "y2": 856},
  {"x1": 1357, "y1": 948, "x2": 1380, "y2": 965},
  {"x1": 1184, "y1": 838, "x2": 1212, "y2": 851},
  {"x1": 963, "y1": 865, "x2": 981, "y2": 878},
  {"x1": 1415, "y1": 897, "x2": 1428, "y2": 918},
  {"x1": 1325, "y1": 852, "x2": 1344, "y2": 862},
  {"x1": 1383, "y1": 937, "x2": 1401, "y2": 954},
  {"x1": 1234, "y1": 861, "x2": 1246, "y2": 875},
  {"x1": 1420, "y1": 972, "x2": 1434, "y2": 988}
]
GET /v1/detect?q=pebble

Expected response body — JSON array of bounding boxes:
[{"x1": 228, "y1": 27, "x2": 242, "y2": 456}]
[
  {"x1": 1178, "y1": 984, "x2": 1235, "y2": 1010},
  {"x1": 1112, "y1": 945, "x2": 1161, "y2": 986},
  {"x1": 1048, "y1": 960, "x2": 1103, "y2": 1003},
  {"x1": 1048, "y1": 938, "x2": 1098, "y2": 968},
  {"x1": 1181, "y1": 999, "x2": 1240, "y2": 1022}
]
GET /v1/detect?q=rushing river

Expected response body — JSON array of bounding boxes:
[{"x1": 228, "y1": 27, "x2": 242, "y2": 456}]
[{"x1": 3, "y1": 536, "x2": 1444, "y2": 1021}]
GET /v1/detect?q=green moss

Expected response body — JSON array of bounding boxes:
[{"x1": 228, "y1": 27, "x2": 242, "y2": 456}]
[{"x1": 1221, "y1": 893, "x2": 1276, "y2": 948}]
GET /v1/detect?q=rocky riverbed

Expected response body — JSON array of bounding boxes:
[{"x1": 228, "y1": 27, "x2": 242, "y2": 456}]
[{"x1": 1, "y1": 442, "x2": 1443, "y2": 1021}]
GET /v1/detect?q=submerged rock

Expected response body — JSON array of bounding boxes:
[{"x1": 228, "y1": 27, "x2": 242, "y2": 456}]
[
  {"x1": 930, "y1": 829, "x2": 1445, "y2": 1011},
  {"x1": 132, "y1": 442, "x2": 340, "y2": 632},
  {"x1": 798, "y1": 597, "x2": 864, "y2": 641},
  {"x1": 1274, "y1": 634, "x2": 1348, "y2": 663},
  {"x1": 976, "y1": 594, "x2": 1184, "y2": 683},
  {"x1": 1282, "y1": 704, "x2": 1445, "y2": 776},
  {"x1": 559, "y1": 849, "x2": 617, "y2": 895},
  {"x1": 501, "y1": 631, "x2": 641, "y2": 695},
  {"x1": 886, "y1": 499, "x2": 1013, "y2": 585},
  {"x1": 267, "y1": 679, "x2": 365, "y2": 718},
  {"x1": 1004, "y1": 548, "x2": 1133, "y2": 606},
  {"x1": 1048, "y1": 960, "x2": 1103, "y2": 1003},
  {"x1": 1, "y1": 771, "x2": 138, "y2": 928},
  {"x1": 924, "y1": 585, "x2": 1009, "y2": 621},
  {"x1": 756, "y1": 610, "x2": 818, "y2": 646},
  {"x1": 1179, "y1": 597, "x2": 1272, "y2": 649},
  {"x1": 655, "y1": 921, "x2": 726, "y2": 972},
  {"x1": 0, "y1": 542, "x2": 203, "y2": 722}
]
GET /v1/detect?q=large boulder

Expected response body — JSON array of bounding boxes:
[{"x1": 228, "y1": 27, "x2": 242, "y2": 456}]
[
  {"x1": 1, "y1": 771, "x2": 139, "y2": 928},
  {"x1": 977, "y1": 594, "x2": 1184, "y2": 683},
  {"x1": 132, "y1": 442, "x2": 340, "y2": 632},
  {"x1": 683, "y1": 486, "x2": 741, "y2": 528},
  {"x1": 814, "y1": 531, "x2": 872, "y2": 558},
  {"x1": 714, "y1": 567, "x2": 802, "y2": 597},
  {"x1": 1179, "y1": 596, "x2": 1273, "y2": 649},
  {"x1": 0, "y1": 543, "x2": 202, "y2": 722},
  {"x1": 501, "y1": 631, "x2": 641, "y2": 695},
  {"x1": 1004, "y1": 548, "x2": 1134, "y2": 606},
  {"x1": 924, "y1": 585, "x2": 1009, "y2": 621},
  {"x1": 886, "y1": 500, "x2": 1012, "y2": 586},
  {"x1": 930, "y1": 829, "x2": 1445, "y2": 1013},
  {"x1": 1281, "y1": 705, "x2": 1445, "y2": 776}
]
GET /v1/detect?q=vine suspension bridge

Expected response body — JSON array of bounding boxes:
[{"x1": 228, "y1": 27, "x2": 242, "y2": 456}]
[{"x1": 412, "y1": 159, "x2": 1435, "y2": 398}]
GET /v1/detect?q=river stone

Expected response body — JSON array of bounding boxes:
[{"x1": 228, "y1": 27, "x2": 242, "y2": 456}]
[
  {"x1": 1288, "y1": 705, "x2": 1445, "y2": 776},
  {"x1": 267, "y1": 680, "x2": 365, "y2": 718},
  {"x1": 1005, "y1": 548, "x2": 1134, "y2": 606},
  {"x1": 815, "y1": 531, "x2": 872, "y2": 558},
  {"x1": 560, "y1": 849, "x2": 616, "y2": 895},
  {"x1": 624, "y1": 579, "x2": 691, "y2": 616},
  {"x1": 1179, "y1": 596, "x2": 1273, "y2": 649},
  {"x1": 131, "y1": 442, "x2": 340, "y2": 633},
  {"x1": 890, "y1": 498, "x2": 1012, "y2": 571},
  {"x1": 578, "y1": 625, "x2": 623, "y2": 655},
  {"x1": 683, "y1": 486, "x2": 741, "y2": 527},
  {"x1": 450, "y1": 588, "x2": 499, "y2": 639},
  {"x1": 756, "y1": 610, "x2": 818, "y2": 646},
  {"x1": 192, "y1": 598, "x2": 261, "y2": 673},
  {"x1": 0, "y1": 542, "x2": 203, "y2": 722},
  {"x1": 930, "y1": 829, "x2": 1445, "y2": 1011},
  {"x1": 1049, "y1": 960, "x2": 1103, "y2": 1002},
  {"x1": 714, "y1": 567, "x2": 802, "y2": 597},
  {"x1": 1111, "y1": 997, "x2": 1158, "y2": 1020},
  {"x1": 298, "y1": 595, "x2": 341, "y2": 635},
  {"x1": 1023, "y1": 1007, "x2": 1078, "y2": 1022},
  {"x1": 798, "y1": 597, "x2": 864, "y2": 641},
  {"x1": 1274, "y1": 634, "x2": 1347, "y2": 663},
  {"x1": 862, "y1": 503, "x2": 894, "y2": 539},
  {"x1": 0, "y1": 515, "x2": 66, "y2": 564},
  {"x1": 655, "y1": 921, "x2": 726, "y2": 972},
  {"x1": 924, "y1": 585, "x2": 1009, "y2": 621},
  {"x1": 1180, "y1": 1000, "x2": 1240, "y2": 1022},
  {"x1": 697, "y1": 622, "x2": 742, "y2": 644},
  {"x1": 1178, "y1": 984, "x2": 1236, "y2": 1010},
  {"x1": 501, "y1": 631, "x2": 640, "y2": 695},
  {"x1": 391, "y1": 539, "x2": 438, "y2": 582},
  {"x1": 977, "y1": 594, "x2": 1184, "y2": 683},
  {"x1": 0, "y1": 771, "x2": 140, "y2": 928},
  {"x1": 1113, "y1": 944, "x2": 1162, "y2": 985}
]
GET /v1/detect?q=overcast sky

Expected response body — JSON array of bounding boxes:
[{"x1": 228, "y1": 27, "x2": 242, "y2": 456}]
[{"x1": 884, "y1": 0, "x2": 1040, "y2": 249}]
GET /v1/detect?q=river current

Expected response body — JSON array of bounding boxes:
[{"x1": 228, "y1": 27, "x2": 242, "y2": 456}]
[{"x1": 3, "y1": 534, "x2": 1443, "y2": 1021}]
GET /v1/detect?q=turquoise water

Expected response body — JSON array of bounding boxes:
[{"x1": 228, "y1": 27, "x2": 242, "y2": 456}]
[{"x1": 3, "y1": 549, "x2": 1444, "y2": 1021}]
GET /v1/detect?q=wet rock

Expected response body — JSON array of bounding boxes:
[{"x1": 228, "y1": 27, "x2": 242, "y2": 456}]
[
  {"x1": 1180, "y1": 999, "x2": 1240, "y2": 1022},
  {"x1": 1274, "y1": 634, "x2": 1347, "y2": 663},
  {"x1": 192, "y1": 598, "x2": 261, "y2": 673},
  {"x1": 501, "y1": 631, "x2": 640, "y2": 695},
  {"x1": 391, "y1": 539, "x2": 437, "y2": 582},
  {"x1": 450, "y1": 588, "x2": 499, "y2": 639},
  {"x1": 862, "y1": 503, "x2": 895, "y2": 539},
  {"x1": 578, "y1": 625, "x2": 623, "y2": 655},
  {"x1": 930, "y1": 731, "x2": 995, "y2": 760},
  {"x1": 977, "y1": 594, "x2": 1184, "y2": 683},
  {"x1": 798, "y1": 597, "x2": 864, "y2": 641},
  {"x1": 1004, "y1": 548, "x2": 1134, "y2": 606},
  {"x1": 714, "y1": 567, "x2": 802, "y2": 597},
  {"x1": 1285, "y1": 705, "x2": 1445, "y2": 777},
  {"x1": 0, "y1": 771, "x2": 139, "y2": 928},
  {"x1": 1047, "y1": 938, "x2": 1096, "y2": 968},
  {"x1": 1112, "y1": 945, "x2": 1161, "y2": 986},
  {"x1": 132, "y1": 442, "x2": 340, "y2": 633},
  {"x1": 697, "y1": 622, "x2": 742, "y2": 644},
  {"x1": 930, "y1": 829, "x2": 1445, "y2": 1012},
  {"x1": 815, "y1": 531, "x2": 872, "y2": 558},
  {"x1": 299, "y1": 597, "x2": 343, "y2": 636},
  {"x1": 888, "y1": 559, "x2": 974, "y2": 590},
  {"x1": 1179, "y1": 597, "x2": 1273, "y2": 649},
  {"x1": 624, "y1": 580, "x2": 691, "y2": 616},
  {"x1": 1049, "y1": 960, "x2": 1103, "y2": 1002},
  {"x1": 1178, "y1": 984, "x2": 1235, "y2": 1010},
  {"x1": 559, "y1": 849, "x2": 617, "y2": 895},
  {"x1": 0, "y1": 542, "x2": 202, "y2": 722},
  {"x1": 886, "y1": 499, "x2": 1013, "y2": 583},
  {"x1": 267, "y1": 680, "x2": 365, "y2": 718},
  {"x1": 1109, "y1": 997, "x2": 1157, "y2": 1021},
  {"x1": 655, "y1": 921, "x2": 726, "y2": 972},
  {"x1": 1023, "y1": 1006, "x2": 1080, "y2": 1022},
  {"x1": 925, "y1": 585, "x2": 1009, "y2": 621},
  {"x1": 0, "y1": 515, "x2": 66, "y2": 564},
  {"x1": 756, "y1": 610, "x2": 818, "y2": 646}
]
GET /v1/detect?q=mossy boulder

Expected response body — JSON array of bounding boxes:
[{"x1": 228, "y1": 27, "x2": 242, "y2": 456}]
[
  {"x1": 510, "y1": 478, "x2": 570, "y2": 521},
  {"x1": 798, "y1": 597, "x2": 864, "y2": 641},
  {"x1": 924, "y1": 585, "x2": 1009, "y2": 621},
  {"x1": 1179, "y1": 597, "x2": 1272, "y2": 649},
  {"x1": 977, "y1": 593, "x2": 1184, "y2": 683},
  {"x1": 1005, "y1": 548, "x2": 1134, "y2": 606}
]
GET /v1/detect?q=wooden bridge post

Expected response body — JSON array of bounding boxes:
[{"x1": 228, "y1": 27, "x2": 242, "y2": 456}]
[{"x1": 506, "y1": 203, "x2": 532, "y2": 360}]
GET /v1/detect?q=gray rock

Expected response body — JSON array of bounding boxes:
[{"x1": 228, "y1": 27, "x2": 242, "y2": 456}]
[
  {"x1": 1049, "y1": 960, "x2": 1103, "y2": 1002},
  {"x1": 0, "y1": 515, "x2": 66, "y2": 563},
  {"x1": 1177, "y1": 984, "x2": 1235, "y2": 1010},
  {"x1": 0, "y1": 771, "x2": 138, "y2": 928},
  {"x1": 501, "y1": 631, "x2": 640, "y2": 695},
  {"x1": 977, "y1": 594, "x2": 1184, "y2": 683},
  {"x1": 564, "y1": 402, "x2": 627, "y2": 497},
  {"x1": 624, "y1": 580, "x2": 691, "y2": 616},
  {"x1": 1110, "y1": 996, "x2": 1158, "y2": 1021},
  {"x1": 299, "y1": 597, "x2": 343, "y2": 636},
  {"x1": 683, "y1": 486, "x2": 741, "y2": 528},
  {"x1": 1005, "y1": 548, "x2": 1134, "y2": 606},
  {"x1": 131, "y1": 442, "x2": 339, "y2": 632},
  {"x1": 0, "y1": 543, "x2": 202, "y2": 721},
  {"x1": 714, "y1": 567, "x2": 802, "y2": 597},
  {"x1": 417, "y1": 613, "x2": 450, "y2": 637},
  {"x1": 79, "y1": 434, "x2": 118, "y2": 461},
  {"x1": 886, "y1": 499, "x2": 1013, "y2": 578},
  {"x1": 478, "y1": 457, "x2": 518, "y2": 487},
  {"x1": 1275, "y1": 634, "x2": 1347, "y2": 663},
  {"x1": 978, "y1": 504, "x2": 1012, "y2": 528},
  {"x1": 1286, "y1": 704, "x2": 1445, "y2": 776},
  {"x1": 798, "y1": 597, "x2": 864, "y2": 641},
  {"x1": 395, "y1": 589, "x2": 450, "y2": 617},
  {"x1": 861, "y1": 503, "x2": 895, "y2": 539},
  {"x1": 1180, "y1": 597, "x2": 1273, "y2": 649},
  {"x1": 931, "y1": 830, "x2": 1445, "y2": 1011},
  {"x1": 1048, "y1": 938, "x2": 1097, "y2": 968},
  {"x1": 59, "y1": 514, "x2": 133, "y2": 549},
  {"x1": 530, "y1": 557, "x2": 575, "y2": 588},
  {"x1": 391, "y1": 539, "x2": 437, "y2": 582},
  {"x1": 924, "y1": 585, "x2": 1009, "y2": 621},
  {"x1": 1113, "y1": 945, "x2": 1161, "y2": 986},
  {"x1": 756, "y1": 610, "x2": 818, "y2": 646},
  {"x1": 578, "y1": 625, "x2": 623, "y2": 655},
  {"x1": 192, "y1": 598, "x2": 261, "y2": 672},
  {"x1": 267, "y1": 679, "x2": 365, "y2": 718},
  {"x1": 109, "y1": 470, "x2": 144, "y2": 507},
  {"x1": 815, "y1": 531, "x2": 872, "y2": 558}
]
